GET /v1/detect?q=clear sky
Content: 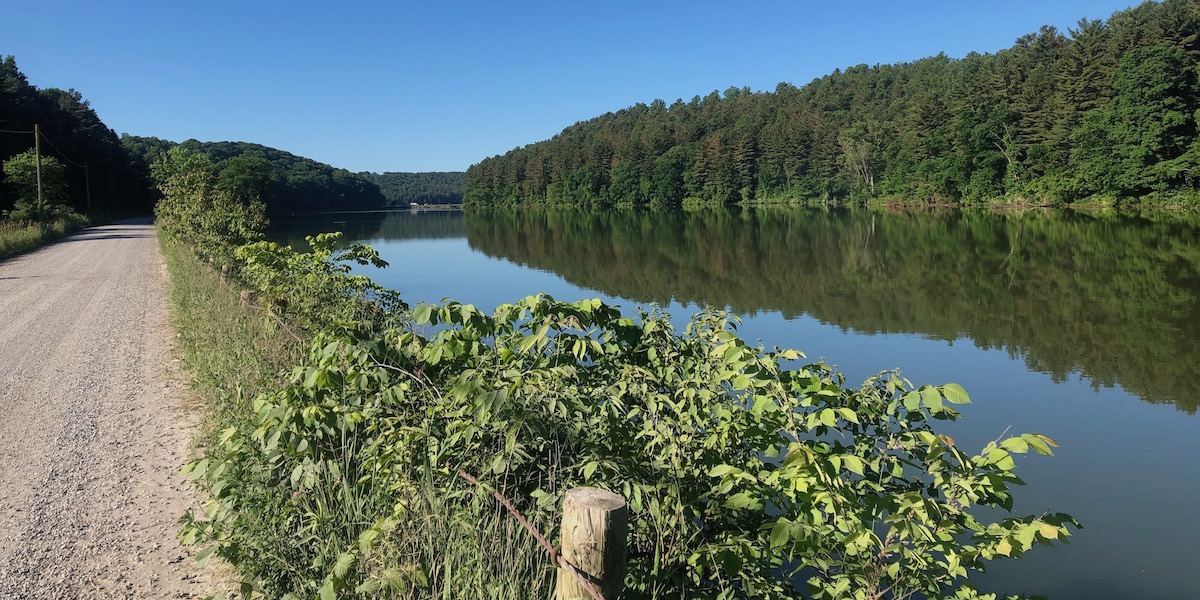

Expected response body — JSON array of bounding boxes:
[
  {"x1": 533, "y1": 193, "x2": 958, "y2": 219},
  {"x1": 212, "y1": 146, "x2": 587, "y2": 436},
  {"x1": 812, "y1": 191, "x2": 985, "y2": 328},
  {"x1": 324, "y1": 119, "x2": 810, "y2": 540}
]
[{"x1": 4, "y1": 1, "x2": 1142, "y2": 173}]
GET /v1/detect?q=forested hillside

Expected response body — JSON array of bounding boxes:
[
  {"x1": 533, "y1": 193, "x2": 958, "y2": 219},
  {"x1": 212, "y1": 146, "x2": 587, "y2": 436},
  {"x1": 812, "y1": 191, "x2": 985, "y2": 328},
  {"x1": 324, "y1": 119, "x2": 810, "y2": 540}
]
[
  {"x1": 122, "y1": 136, "x2": 387, "y2": 213},
  {"x1": 2, "y1": 55, "x2": 392, "y2": 218},
  {"x1": 0, "y1": 56, "x2": 151, "y2": 215},
  {"x1": 362, "y1": 171, "x2": 463, "y2": 206},
  {"x1": 465, "y1": 0, "x2": 1200, "y2": 208}
]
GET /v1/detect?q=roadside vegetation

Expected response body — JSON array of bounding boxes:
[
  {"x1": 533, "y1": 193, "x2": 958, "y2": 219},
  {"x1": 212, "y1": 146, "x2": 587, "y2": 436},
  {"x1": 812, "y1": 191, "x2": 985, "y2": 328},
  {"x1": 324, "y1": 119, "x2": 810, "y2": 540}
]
[
  {"x1": 0, "y1": 215, "x2": 88, "y2": 261},
  {"x1": 0, "y1": 148, "x2": 91, "y2": 260},
  {"x1": 157, "y1": 139, "x2": 1077, "y2": 599}
]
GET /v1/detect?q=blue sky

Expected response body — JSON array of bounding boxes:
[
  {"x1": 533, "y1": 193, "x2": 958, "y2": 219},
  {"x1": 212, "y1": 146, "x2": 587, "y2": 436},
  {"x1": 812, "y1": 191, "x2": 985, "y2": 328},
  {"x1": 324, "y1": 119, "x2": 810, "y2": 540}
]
[{"x1": 4, "y1": 1, "x2": 1141, "y2": 173}]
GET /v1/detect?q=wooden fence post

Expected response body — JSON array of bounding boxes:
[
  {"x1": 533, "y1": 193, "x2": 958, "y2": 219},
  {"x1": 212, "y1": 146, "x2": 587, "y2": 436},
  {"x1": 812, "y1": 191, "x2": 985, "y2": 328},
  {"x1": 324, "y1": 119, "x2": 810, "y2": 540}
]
[{"x1": 556, "y1": 487, "x2": 628, "y2": 600}]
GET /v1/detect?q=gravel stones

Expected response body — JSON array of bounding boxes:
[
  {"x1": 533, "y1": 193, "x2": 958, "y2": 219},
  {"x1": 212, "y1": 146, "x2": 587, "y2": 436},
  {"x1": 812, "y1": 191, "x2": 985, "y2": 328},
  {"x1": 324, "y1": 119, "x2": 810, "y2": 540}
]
[{"x1": 0, "y1": 220, "x2": 230, "y2": 598}]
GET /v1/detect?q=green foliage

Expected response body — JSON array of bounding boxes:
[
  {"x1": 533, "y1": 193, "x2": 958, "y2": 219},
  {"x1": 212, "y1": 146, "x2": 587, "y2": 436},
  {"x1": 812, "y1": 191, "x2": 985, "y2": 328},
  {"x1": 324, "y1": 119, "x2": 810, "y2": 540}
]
[
  {"x1": 179, "y1": 332, "x2": 553, "y2": 598},
  {"x1": 2, "y1": 150, "x2": 73, "y2": 222},
  {"x1": 126, "y1": 136, "x2": 388, "y2": 213},
  {"x1": 464, "y1": 0, "x2": 1200, "y2": 208},
  {"x1": 1, "y1": 56, "x2": 152, "y2": 216},
  {"x1": 218, "y1": 155, "x2": 274, "y2": 204},
  {"x1": 361, "y1": 171, "x2": 465, "y2": 206},
  {"x1": 181, "y1": 232, "x2": 1076, "y2": 599},
  {"x1": 1070, "y1": 41, "x2": 1200, "y2": 198},
  {"x1": 235, "y1": 232, "x2": 407, "y2": 336},
  {"x1": 159, "y1": 231, "x2": 305, "y2": 431},
  {"x1": 152, "y1": 146, "x2": 267, "y2": 264},
  {"x1": 0, "y1": 214, "x2": 89, "y2": 260},
  {"x1": 400, "y1": 298, "x2": 1076, "y2": 599}
]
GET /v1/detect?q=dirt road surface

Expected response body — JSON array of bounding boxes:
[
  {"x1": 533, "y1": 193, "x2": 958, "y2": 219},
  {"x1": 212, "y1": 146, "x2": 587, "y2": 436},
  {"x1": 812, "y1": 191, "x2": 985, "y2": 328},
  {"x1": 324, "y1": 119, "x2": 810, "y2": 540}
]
[{"x1": 0, "y1": 220, "x2": 227, "y2": 598}]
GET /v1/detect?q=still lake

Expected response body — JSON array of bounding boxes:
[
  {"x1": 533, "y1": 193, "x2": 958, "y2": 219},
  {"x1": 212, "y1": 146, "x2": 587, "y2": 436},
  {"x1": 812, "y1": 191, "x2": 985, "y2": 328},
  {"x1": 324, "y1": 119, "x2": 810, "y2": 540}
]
[{"x1": 271, "y1": 207, "x2": 1200, "y2": 599}]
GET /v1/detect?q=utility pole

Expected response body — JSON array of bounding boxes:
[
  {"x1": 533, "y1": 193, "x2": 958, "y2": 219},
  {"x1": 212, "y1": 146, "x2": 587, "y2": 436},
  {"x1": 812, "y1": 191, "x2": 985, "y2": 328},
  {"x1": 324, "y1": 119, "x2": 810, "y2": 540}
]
[
  {"x1": 84, "y1": 163, "x2": 91, "y2": 215},
  {"x1": 34, "y1": 124, "x2": 43, "y2": 213}
]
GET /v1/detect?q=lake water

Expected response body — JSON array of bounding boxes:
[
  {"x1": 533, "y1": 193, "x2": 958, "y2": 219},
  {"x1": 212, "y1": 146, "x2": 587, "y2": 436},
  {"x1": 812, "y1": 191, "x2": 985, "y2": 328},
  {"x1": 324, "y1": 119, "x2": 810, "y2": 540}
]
[{"x1": 270, "y1": 207, "x2": 1200, "y2": 599}]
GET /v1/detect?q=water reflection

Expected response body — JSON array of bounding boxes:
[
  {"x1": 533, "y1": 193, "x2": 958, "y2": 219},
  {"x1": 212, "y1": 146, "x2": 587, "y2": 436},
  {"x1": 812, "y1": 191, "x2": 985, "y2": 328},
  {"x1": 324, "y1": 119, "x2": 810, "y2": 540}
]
[
  {"x1": 462, "y1": 208, "x2": 1200, "y2": 413},
  {"x1": 268, "y1": 207, "x2": 1200, "y2": 414},
  {"x1": 268, "y1": 210, "x2": 465, "y2": 249}
]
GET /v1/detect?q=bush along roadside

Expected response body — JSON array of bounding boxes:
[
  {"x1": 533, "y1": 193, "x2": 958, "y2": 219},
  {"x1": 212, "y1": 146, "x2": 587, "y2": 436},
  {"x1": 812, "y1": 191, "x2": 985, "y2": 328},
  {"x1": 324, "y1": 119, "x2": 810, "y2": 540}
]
[
  {"x1": 153, "y1": 156, "x2": 1078, "y2": 599},
  {"x1": 179, "y1": 292, "x2": 1077, "y2": 600}
]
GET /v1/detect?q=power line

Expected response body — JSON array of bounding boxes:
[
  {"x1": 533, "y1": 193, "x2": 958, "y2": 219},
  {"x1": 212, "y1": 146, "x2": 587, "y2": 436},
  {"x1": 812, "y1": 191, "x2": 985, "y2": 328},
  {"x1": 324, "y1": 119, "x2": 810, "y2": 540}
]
[
  {"x1": 37, "y1": 131, "x2": 87, "y2": 168},
  {"x1": 36, "y1": 130, "x2": 93, "y2": 213},
  {"x1": 1, "y1": 128, "x2": 89, "y2": 168},
  {"x1": 0, "y1": 125, "x2": 95, "y2": 213}
]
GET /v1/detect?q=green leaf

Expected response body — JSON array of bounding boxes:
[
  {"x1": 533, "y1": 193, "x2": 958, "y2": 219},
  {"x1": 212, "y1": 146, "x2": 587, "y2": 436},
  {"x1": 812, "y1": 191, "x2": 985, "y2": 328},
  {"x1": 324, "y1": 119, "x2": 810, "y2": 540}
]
[
  {"x1": 333, "y1": 551, "x2": 355, "y2": 578},
  {"x1": 1016, "y1": 525, "x2": 1038, "y2": 548},
  {"x1": 1023, "y1": 433, "x2": 1055, "y2": 456},
  {"x1": 582, "y1": 460, "x2": 599, "y2": 479},
  {"x1": 195, "y1": 545, "x2": 216, "y2": 567},
  {"x1": 1039, "y1": 523, "x2": 1060, "y2": 539},
  {"x1": 318, "y1": 578, "x2": 336, "y2": 600},
  {"x1": 709, "y1": 464, "x2": 742, "y2": 478},
  {"x1": 920, "y1": 386, "x2": 944, "y2": 413},
  {"x1": 942, "y1": 383, "x2": 971, "y2": 404},
  {"x1": 413, "y1": 304, "x2": 434, "y2": 324},
  {"x1": 836, "y1": 407, "x2": 859, "y2": 424},
  {"x1": 842, "y1": 455, "x2": 865, "y2": 476},
  {"x1": 769, "y1": 521, "x2": 790, "y2": 547},
  {"x1": 1000, "y1": 437, "x2": 1030, "y2": 453},
  {"x1": 819, "y1": 408, "x2": 838, "y2": 427},
  {"x1": 987, "y1": 448, "x2": 1017, "y2": 471},
  {"x1": 358, "y1": 528, "x2": 381, "y2": 554},
  {"x1": 724, "y1": 492, "x2": 762, "y2": 510}
]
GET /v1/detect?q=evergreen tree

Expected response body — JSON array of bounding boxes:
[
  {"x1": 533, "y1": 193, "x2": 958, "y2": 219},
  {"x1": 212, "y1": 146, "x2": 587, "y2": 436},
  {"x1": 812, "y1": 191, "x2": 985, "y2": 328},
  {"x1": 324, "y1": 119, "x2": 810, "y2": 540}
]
[{"x1": 464, "y1": 0, "x2": 1200, "y2": 208}]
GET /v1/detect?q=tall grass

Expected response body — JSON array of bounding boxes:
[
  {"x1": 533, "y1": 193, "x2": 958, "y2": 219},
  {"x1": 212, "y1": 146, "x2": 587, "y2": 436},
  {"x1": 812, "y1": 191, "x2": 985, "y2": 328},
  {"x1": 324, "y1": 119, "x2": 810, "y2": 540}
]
[
  {"x1": 0, "y1": 215, "x2": 89, "y2": 261},
  {"x1": 160, "y1": 236, "x2": 303, "y2": 440},
  {"x1": 366, "y1": 483, "x2": 554, "y2": 600},
  {"x1": 162, "y1": 236, "x2": 554, "y2": 598}
]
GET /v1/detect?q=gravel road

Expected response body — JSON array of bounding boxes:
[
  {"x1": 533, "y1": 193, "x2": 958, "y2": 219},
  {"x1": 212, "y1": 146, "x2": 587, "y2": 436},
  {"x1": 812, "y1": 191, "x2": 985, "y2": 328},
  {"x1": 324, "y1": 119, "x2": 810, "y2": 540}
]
[{"x1": 0, "y1": 219, "x2": 228, "y2": 598}]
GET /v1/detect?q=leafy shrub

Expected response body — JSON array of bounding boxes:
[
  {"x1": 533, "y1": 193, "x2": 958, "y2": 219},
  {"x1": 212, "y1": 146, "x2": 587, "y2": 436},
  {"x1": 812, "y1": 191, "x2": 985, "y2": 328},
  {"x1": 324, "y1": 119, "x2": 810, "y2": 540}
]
[
  {"x1": 184, "y1": 283, "x2": 1077, "y2": 599},
  {"x1": 152, "y1": 146, "x2": 267, "y2": 264},
  {"x1": 235, "y1": 232, "x2": 407, "y2": 337},
  {"x1": 3, "y1": 150, "x2": 74, "y2": 222}
]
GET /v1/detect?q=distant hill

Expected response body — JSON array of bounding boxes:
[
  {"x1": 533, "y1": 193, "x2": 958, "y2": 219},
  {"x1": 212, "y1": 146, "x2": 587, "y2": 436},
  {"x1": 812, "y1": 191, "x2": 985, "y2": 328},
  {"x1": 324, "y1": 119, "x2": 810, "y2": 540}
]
[
  {"x1": 465, "y1": 0, "x2": 1200, "y2": 209},
  {"x1": 1, "y1": 56, "x2": 150, "y2": 215},
  {"x1": 361, "y1": 171, "x2": 464, "y2": 206},
  {"x1": 122, "y1": 136, "x2": 387, "y2": 213}
]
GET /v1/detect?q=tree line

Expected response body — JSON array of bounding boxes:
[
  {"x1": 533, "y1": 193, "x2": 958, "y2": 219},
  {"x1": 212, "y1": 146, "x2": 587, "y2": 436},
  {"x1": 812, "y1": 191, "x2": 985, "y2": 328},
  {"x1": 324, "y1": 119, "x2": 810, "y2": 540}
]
[
  {"x1": 3, "y1": 53, "x2": 461, "y2": 221},
  {"x1": 1, "y1": 56, "x2": 151, "y2": 217},
  {"x1": 122, "y1": 136, "x2": 388, "y2": 213},
  {"x1": 464, "y1": 0, "x2": 1200, "y2": 208},
  {"x1": 123, "y1": 137, "x2": 468, "y2": 213},
  {"x1": 361, "y1": 171, "x2": 464, "y2": 206}
]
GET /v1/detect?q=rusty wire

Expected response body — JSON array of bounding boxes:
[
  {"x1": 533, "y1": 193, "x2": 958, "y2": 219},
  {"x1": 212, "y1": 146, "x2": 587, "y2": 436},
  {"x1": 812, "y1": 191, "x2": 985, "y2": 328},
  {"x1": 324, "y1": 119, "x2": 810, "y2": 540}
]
[{"x1": 456, "y1": 470, "x2": 608, "y2": 600}]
